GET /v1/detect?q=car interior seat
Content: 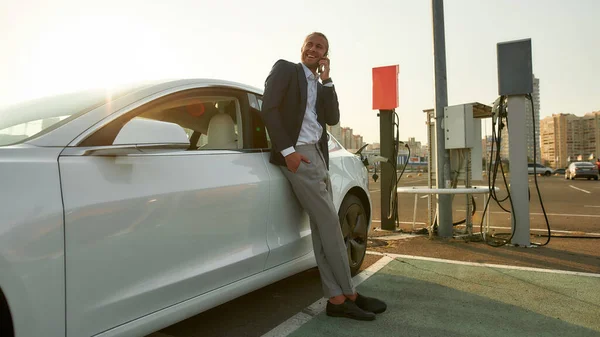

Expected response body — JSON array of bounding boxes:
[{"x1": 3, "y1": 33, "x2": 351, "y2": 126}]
[{"x1": 203, "y1": 112, "x2": 238, "y2": 149}]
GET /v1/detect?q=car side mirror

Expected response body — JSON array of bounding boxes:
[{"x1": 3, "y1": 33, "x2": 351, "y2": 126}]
[{"x1": 114, "y1": 118, "x2": 191, "y2": 147}]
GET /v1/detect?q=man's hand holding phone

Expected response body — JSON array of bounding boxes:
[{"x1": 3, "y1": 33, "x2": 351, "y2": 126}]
[
  {"x1": 318, "y1": 57, "x2": 330, "y2": 81},
  {"x1": 285, "y1": 152, "x2": 311, "y2": 173}
]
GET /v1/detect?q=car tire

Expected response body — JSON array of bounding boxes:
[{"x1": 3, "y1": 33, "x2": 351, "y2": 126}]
[
  {"x1": 338, "y1": 194, "x2": 368, "y2": 276},
  {"x1": 0, "y1": 292, "x2": 13, "y2": 337},
  {"x1": 544, "y1": 171, "x2": 551, "y2": 176}
]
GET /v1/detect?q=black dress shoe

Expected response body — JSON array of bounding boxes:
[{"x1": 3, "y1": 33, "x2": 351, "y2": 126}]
[
  {"x1": 326, "y1": 299, "x2": 376, "y2": 321},
  {"x1": 355, "y1": 293, "x2": 387, "y2": 314}
]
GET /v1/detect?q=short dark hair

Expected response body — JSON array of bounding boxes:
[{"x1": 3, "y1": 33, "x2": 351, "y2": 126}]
[{"x1": 305, "y1": 32, "x2": 329, "y2": 56}]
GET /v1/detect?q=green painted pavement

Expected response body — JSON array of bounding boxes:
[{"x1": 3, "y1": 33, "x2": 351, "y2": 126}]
[{"x1": 288, "y1": 258, "x2": 600, "y2": 337}]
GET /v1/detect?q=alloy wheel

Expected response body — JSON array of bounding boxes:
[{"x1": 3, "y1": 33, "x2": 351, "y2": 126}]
[{"x1": 340, "y1": 196, "x2": 368, "y2": 275}]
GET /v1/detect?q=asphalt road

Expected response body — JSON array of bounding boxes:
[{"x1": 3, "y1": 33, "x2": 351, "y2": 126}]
[
  {"x1": 147, "y1": 172, "x2": 600, "y2": 337},
  {"x1": 371, "y1": 172, "x2": 600, "y2": 234}
]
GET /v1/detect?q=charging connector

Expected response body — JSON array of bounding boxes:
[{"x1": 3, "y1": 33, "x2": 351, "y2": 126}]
[{"x1": 367, "y1": 155, "x2": 388, "y2": 165}]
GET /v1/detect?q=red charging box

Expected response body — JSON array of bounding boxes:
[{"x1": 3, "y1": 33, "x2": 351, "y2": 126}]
[{"x1": 372, "y1": 65, "x2": 399, "y2": 110}]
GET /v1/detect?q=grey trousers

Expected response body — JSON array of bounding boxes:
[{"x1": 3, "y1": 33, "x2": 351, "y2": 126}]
[{"x1": 280, "y1": 144, "x2": 356, "y2": 298}]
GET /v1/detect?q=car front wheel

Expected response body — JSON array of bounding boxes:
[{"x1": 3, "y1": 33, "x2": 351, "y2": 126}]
[{"x1": 338, "y1": 194, "x2": 368, "y2": 276}]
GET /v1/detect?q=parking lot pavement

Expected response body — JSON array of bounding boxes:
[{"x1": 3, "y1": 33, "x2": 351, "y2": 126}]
[
  {"x1": 148, "y1": 174, "x2": 600, "y2": 337},
  {"x1": 146, "y1": 255, "x2": 383, "y2": 337},
  {"x1": 286, "y1": 255, "x2": 600, "y2": 337},
  {"x1": 368, "y1": 174, "x2": 600, "y2": 275},
  {"x1": 370, "y1": 174, "x2": 600, "y2": 234}
]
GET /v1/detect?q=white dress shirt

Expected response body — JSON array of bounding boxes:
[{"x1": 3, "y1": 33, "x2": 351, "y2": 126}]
[{"x1": 281, "y1": 63, "x2": 334, "y2": 157}]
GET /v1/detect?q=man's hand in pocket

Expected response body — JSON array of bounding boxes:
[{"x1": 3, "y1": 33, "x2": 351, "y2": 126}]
[{"x1": 285, "y1": 152, "x2": 311, "y2": 173}]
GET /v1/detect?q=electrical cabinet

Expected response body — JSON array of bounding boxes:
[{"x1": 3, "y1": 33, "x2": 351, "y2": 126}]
[
  {"x1": 497, "y1": 38, "x2": 533, "y2": 96},
  {"x1": 444, "y1": 104, "x2": 475, "y2": 150}
]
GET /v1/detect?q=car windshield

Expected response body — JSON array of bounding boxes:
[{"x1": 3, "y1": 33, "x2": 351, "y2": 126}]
[
  {"x1": 0, "y1": 83, "x2": 153, "y2": 146},
  {"x1": 574, "y1": 162, "x2": 594, "y2": 167}
]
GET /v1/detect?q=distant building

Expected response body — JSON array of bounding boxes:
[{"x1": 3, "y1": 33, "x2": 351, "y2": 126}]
[
  {"x1": 341, "y1": 127, "x2": 353, "y2": 149},
  {"x1": 350, "y1": 135, "x2": 364, "y2": 150},
  {"x1": 407, "y1": 137, "x2": 426, "y2": 157},
  {"x1": 541, "y1": 111, "x2": 600, "y2": 168},
  {"x1": 327, "y1": 123, "x2": 342, "y2": 143},
  {"x1": 368, "y1": 143, "x2": 381, "y2": 151}
]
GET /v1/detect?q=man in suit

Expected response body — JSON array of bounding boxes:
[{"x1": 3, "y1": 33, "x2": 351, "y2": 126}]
[{"x1": 259, "y1": 32, "x2": 386, "y2": 321}]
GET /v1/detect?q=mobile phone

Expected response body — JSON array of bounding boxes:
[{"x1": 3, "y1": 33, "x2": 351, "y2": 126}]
[{"x1": 317, "y1": 63, "x2": 324, "y2": 74}]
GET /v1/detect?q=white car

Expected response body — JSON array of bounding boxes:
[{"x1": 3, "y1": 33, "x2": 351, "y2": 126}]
[
  {"x1": 0, "y1": 79, "x2": 372, "y2": 337},
  {"x1": 527, "y1": 163, "x2": 553, "y2": 176}
]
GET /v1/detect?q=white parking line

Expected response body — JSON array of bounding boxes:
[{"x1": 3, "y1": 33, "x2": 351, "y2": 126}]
[
  {"x1": 366, "y1": 252, "x2": 600, "y2": 278},
  {"x1": 372, "y1": 219, "x2": 427, "y2": 225},
  {"x1": 459, "y1": 225, "x2": 600, "y2": 236},
  {"x1": 259, "y1": 255, "x2": 395, "y2": 337},
  {"x1": 570, "y1": 185, "x2": 591, "y2": 194},
  {"x1": 584, "y1": 205, "x2": 600, "y2": 208},
  {"x1": 457, "y1": 210, "x2": 600, "y2": 218}
]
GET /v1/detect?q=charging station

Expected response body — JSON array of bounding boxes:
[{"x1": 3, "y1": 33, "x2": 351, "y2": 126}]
[
  {"x1": 497, "y1": 38, "x2": 534, "y2": 247},
  {"x1": 368, "y1": 35, "x2": 547, "y2": 245},
  {"x1": 372, "y1": 65, "x2": 399, "y2": 231}
]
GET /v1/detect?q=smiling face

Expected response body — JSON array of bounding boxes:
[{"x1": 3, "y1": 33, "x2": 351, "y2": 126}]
[{"x1": 300, "y1": 33, "x2": 329, "y2": 71}]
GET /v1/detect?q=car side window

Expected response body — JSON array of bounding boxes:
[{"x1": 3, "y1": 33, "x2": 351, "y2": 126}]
[
  {"x1": 328, "y1": 133, "x2": 343, "y2": 152},
  {"x1": 80, "y1": 90, "x2": 244, "y2": 151},
  {"x1": 247, "y1": 93, "x2": 271, "y2": 149}
]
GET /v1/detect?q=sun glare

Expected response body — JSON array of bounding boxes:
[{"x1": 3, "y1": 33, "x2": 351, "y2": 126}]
[{"x1": 14, "y1": 14, "x2": 173, "y2": 104}]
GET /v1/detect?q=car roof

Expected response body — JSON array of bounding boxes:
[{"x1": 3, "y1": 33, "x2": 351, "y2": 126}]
[
  {"x1": 153, "y1": 78, "x2": 264, "y2": 95},
  {"x1": 12, "y1": 78, "x2": 265, "y2": 147}
]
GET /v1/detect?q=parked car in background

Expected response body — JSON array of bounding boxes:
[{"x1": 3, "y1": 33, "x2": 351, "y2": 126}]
[
  {"x1": 527, "y1": 163, "x2": 554, "y2": 176},
  {"x1": 565, "y1": 162, "x2": 599, "y2": 180},
  {"x1": 0, "y1": 79, "x2": 372, "y2": 337},
  {"x1": 554, "y1": 168, "x2": 566, "y2": 175}
]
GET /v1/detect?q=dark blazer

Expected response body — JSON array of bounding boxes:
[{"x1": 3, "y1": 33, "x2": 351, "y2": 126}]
[{"x1": 259, "y1": 59, "x2": 340, "y2": 169}]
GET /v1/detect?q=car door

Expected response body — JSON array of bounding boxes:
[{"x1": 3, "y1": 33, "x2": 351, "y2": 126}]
[
  {"x1": 58, "y1": 87, "x2": 271, "y2": 337},
  {"x1": 246, "y1": 93, "x2": 314, "y2": 270}
]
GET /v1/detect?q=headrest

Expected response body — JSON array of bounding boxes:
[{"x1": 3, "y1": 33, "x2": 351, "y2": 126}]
[{"x1": 206, "y1": 113, "x2": 237, "y2": 149}]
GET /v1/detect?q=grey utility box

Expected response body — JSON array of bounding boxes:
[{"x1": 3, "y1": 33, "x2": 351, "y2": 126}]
[
  {"x1": 444, "y1": 104, "x2": 474, "y2": 149},
  {"x1": 497, "y1": 38, "x2": 533, "y2": 96}
]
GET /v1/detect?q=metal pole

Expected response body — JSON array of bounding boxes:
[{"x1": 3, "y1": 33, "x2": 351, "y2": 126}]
[
  {"x1": 379, "y1": 109, "x2": 396, "y2": 230},
  {"x1": 427, "y1": 111, "x2": 435, "y2": 231},
  {"x1": 466, "y1": 149, "x2": 472, "y2": 235},
  {"x1": 432, "y1": 0, "x2": 453, "y2": 237},
  {"x1": 507, "y1": 95, "x2": 531, "y2": 246}
]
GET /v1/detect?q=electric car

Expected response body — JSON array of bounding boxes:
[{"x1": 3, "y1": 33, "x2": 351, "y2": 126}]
[{"x1": 0, "y1": 79, "x2": 372, "y2": 337}]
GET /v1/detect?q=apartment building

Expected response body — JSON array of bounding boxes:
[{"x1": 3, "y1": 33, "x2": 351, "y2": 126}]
[
  {"x1": 352, "y1": 135, "x2": 364, "y2": 150},
  {"x1": 540, "y1": 112, "x2": 600, "y2": 168},
  {"x1": 327, "y1": 123, "x2": 342, "y2": 143}
]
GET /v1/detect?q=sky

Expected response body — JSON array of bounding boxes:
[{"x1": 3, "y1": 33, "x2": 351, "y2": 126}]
[{"x1": 1, "y1": 0, "x2": 598, "y2": 144}]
